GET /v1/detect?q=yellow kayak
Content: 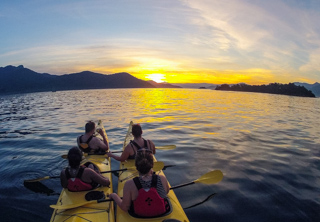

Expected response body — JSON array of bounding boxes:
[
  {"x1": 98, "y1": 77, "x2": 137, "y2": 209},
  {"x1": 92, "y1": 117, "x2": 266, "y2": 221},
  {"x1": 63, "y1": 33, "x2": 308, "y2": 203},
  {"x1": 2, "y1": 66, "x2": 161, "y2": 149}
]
[
  {"x1": 50, "y1": 121, "x2": 115, "y2": 222},
  {"x1": 116, "y1": 121, "x2": 189, "y2": 222}
]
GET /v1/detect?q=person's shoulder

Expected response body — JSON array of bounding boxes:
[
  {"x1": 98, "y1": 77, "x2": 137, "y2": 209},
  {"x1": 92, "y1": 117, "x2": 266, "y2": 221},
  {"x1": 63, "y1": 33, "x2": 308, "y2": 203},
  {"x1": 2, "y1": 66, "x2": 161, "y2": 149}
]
[
  {"x1": 83, "y1": 167, "x2": 96, "y2": 175},
  {"x1": 124, "y1": 142, "x2": 131, "y2": 148},
  {"x1": 158, "y1": 174, "x2": 168, "y2": 182},
  {"x1": 124, "y1": 143, "x2": 132, "y2": 150},
  {"x1": 146, "y1": 139, "x2": 155, "y2": 145},
  {"x1": 124, "y1": 178, "x2": 136, "y2": 188},
  {"x1": 90, "y1": 136, "x2": 101, "y2": 143}
]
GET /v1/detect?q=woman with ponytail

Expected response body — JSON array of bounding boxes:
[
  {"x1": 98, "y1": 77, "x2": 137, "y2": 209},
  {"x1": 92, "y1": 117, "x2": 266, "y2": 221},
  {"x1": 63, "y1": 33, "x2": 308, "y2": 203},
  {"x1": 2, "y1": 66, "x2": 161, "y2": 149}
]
[
  {"x1": 110, "y1": 150, "x2": 170, "y2": 217},
  {"x1": 60, "y1": 147, "x2": 110, "y2": 192},
  {"x1": 107, "y1": 124, "x2": 156, "y2": 161}
]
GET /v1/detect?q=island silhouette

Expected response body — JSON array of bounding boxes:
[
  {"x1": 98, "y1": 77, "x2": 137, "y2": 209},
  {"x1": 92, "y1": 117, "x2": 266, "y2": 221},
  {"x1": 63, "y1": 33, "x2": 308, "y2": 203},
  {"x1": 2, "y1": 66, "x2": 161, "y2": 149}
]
[{"x1": 215, "y1": 83, "x2": 315, "y2": 97}]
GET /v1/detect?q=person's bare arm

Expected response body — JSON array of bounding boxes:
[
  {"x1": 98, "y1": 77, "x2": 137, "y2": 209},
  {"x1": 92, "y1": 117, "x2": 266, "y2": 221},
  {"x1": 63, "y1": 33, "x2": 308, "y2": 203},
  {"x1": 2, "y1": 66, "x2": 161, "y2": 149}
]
[
  {"x1": 110, "y1": 180, "x2": 133, "y2": 212},
  {"x1": 160, "y1": 175, "x2": 170, "y2": 194},
  {"x1": 60, "y1": 170, "x2": 68, "y2": 188},
  {"x1": 107, "y1": 145, "x2": 131, "y2": 162},
  {"x1": 86, "y1": 168, "x2": 110, "y2": 187},
  {"x1": 95, "y1": 138, "x2": 109, "y2": 151},
  {"x1": 90, "y1": 136, "x2": 109, "y2": 151},
  {"x1": 97, "y1": 129, "x2": 109, "y2": 150},
  {"x1": 148, "y1": 140, "x2": 156, "y2": 154}
]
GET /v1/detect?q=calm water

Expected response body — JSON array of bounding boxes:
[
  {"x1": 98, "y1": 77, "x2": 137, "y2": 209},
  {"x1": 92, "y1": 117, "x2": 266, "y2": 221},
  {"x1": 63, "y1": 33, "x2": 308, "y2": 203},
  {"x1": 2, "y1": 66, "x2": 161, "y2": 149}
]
[{"x1": 0, "y1": 88, "x2": 319, "y2": 222}]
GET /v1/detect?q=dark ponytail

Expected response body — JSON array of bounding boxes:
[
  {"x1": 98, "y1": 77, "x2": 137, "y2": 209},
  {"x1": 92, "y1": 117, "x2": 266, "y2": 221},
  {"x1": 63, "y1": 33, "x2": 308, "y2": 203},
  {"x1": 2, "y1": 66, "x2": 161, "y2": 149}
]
[
  {"x1": 67, "y1": 147, "x2": 82, "y2": 168},
  {"x1": 135, "y1": 150, "x2": 153, "y2": 174},
  {"x1": 132, "y1": 124, "x2": 142, "y2": 138}
]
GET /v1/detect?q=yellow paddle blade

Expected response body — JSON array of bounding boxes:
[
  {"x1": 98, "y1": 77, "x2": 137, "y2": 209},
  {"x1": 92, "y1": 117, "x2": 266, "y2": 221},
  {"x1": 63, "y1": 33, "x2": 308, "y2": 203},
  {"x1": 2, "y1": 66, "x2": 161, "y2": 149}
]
[
  {"x1": 50, "y1": 199, "x2": 98, "y2": 210},
  {"x1": 61, "y1": 152, "x2": 98, "y2": 159},
  {"x1": 61, "y1": 154, "x2": 68, "y2": 159},
  {"x1": 156, "y1": 145, "x2": 176, "y2": 150},
  {"x1": 194, "y1": 170, "x2": 223, "y2": 185},
  {"x1": 120, "y1": 162, "x2": 164, "y2": 172},
  {"x1": 153, "y1": 161, "x2": 164, "y2": 171},
  {"x1": 24, "y1": 176, "x2": 51, "y2": 183}
]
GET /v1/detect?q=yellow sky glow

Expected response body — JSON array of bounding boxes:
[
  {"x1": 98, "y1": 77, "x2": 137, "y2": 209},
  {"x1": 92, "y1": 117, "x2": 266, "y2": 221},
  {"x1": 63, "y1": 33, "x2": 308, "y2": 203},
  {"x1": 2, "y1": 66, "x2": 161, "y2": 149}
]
[
  {"x1": 71, "y1": 57, "x2": 314, "y2": 85},
  {"x1": 127, "y1": 67, "x2": 283, "y2": 85}
]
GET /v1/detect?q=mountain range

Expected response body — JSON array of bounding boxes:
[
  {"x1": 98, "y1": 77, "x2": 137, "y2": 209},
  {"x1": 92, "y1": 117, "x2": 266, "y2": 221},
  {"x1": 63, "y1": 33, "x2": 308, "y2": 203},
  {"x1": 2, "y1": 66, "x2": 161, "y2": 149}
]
[
  {"x1": 293, "y1": 82, "x2": 320, "y2": 97},
  {"x1": 0, "y1": 65, "x2": 180, "y2": 94},
  {"x1": 1, "y1": 65, "x2": 319, "y2": 97}
]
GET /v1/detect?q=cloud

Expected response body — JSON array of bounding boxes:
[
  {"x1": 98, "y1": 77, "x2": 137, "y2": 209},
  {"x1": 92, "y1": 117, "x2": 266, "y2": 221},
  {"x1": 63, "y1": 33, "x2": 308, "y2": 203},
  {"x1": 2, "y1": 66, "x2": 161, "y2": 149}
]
[
  {"x1": 300, "y1": 48, "x2": 320, "y2": 74},
  {"x1": 0, "y1": 37, "x2": 183, "y2": 74},
  {"x1": 1, "y1": 0, "x2": 319, "y2": 84},
  {"x1": 179, "y1": 0, "x2": 320, "y2": 78}
]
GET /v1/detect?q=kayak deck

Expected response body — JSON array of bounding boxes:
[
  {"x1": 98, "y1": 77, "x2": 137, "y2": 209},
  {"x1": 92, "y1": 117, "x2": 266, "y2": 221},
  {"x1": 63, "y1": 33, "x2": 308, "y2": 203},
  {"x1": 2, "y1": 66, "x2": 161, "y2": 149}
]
[
  {"x1": 115, "y1": 121, "x2": 189, "y2": 222},
  {"x1": 50, "y1": 121, "x2": 114, "y2": 222}
]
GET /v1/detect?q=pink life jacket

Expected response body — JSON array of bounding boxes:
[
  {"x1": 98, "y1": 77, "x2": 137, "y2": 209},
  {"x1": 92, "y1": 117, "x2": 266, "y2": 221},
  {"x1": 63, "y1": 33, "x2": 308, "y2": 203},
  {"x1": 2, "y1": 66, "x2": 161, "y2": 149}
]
[
  {"x1": 133, "y1": 174, "x2": 166, "y2": 217},
  {"x1": 65, "y1": 166, "x2": 93, "y2": 192}
]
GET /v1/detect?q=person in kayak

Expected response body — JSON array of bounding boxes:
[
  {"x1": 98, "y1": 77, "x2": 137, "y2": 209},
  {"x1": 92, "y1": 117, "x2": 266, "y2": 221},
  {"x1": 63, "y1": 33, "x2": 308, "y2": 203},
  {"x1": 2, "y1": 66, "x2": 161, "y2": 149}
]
[
  {"x1": 110, "y1": 149, "x2": 170, "y2": 217},
  {"x1": 107, "y1": 123, "x2": 155, "y2": 161},
  {"x1": 60, "y1": 147, "x2": 110, "y2": 192},
  {"x1": 77, "y1": 121, "x2": 109, "y2": 153}
]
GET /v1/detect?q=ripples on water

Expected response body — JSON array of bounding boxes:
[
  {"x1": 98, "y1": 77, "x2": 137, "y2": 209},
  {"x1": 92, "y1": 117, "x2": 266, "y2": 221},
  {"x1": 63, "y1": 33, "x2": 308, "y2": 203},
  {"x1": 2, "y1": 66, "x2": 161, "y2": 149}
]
[{"x1": 0, "y1": 89, "x2": 319, "y2": 221}]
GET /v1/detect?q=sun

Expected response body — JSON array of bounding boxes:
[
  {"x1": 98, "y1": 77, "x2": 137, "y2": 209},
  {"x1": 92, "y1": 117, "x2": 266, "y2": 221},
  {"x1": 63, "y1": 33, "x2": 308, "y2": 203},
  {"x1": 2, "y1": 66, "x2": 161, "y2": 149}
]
[{"x1": 146, "y1": 73, "x2": 165, "y2": 83}]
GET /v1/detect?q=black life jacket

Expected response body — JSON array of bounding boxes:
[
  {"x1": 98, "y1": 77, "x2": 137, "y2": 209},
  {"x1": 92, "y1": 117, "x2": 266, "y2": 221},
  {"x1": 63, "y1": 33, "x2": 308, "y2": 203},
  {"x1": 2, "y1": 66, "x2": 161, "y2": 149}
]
[
  {"x1": 128, "y1": 139, "x2": 149, "y2": 159},
  {"x1": 78, "y1": 135, "x2": 93, "y2": 153}
]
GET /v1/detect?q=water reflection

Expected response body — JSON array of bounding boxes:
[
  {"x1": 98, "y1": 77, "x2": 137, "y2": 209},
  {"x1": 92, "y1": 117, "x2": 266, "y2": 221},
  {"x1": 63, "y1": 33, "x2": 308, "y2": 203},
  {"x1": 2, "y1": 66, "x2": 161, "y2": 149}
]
[{"x1": 0, "y1": 89, "x2": 319, "y2": 221}]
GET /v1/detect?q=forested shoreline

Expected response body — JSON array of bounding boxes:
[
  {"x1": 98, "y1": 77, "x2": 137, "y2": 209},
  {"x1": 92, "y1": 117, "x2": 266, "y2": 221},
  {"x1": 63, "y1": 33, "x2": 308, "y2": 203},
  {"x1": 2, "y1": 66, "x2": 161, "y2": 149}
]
[{"x1": 215, "y1": 83, "x2": 315, "y2": 97}]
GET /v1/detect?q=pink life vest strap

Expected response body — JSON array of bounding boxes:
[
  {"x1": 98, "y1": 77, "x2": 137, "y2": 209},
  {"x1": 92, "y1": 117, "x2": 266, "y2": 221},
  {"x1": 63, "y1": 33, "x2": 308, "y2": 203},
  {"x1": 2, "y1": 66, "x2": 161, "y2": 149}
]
[
  {"x1": 65, "y1": 167, "x2": 93, "y2": 192},
  {"x1": 133, "y1": 174, "x2": 166, "y2": 217}
]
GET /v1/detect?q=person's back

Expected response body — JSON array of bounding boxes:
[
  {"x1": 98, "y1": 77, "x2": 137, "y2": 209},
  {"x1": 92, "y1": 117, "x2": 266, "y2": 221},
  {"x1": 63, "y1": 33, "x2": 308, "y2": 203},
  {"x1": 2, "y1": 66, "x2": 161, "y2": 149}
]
[
  {"x1": 60, "y1": 147, "x2": 110, "y2": 192},
  {"x1": 110, "y1": 150, "x2": 169, "y2": 217},
  {"x1": 77, "y1": 121, "x2": 109, "y2": 153},
  {"x1": 107, "y1": 124, "x2": 156, "y2": 161},
  {"x1": 131, "y1": 174, "x2": 168, "y2": 217}
]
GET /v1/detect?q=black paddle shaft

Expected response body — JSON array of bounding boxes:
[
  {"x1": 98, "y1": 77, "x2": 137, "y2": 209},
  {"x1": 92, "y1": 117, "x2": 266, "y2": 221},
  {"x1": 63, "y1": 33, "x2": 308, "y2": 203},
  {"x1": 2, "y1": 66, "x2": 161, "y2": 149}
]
[{"x1": 170, "y1": 181, "x2": 195, "y2": 190}]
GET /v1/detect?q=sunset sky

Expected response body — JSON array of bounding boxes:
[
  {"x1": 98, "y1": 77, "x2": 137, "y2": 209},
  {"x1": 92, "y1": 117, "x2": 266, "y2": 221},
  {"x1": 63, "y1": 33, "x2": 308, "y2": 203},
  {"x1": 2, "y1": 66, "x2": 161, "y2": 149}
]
[{"x1": 1, "y1": 0, "x2": 319, "y2": 84}]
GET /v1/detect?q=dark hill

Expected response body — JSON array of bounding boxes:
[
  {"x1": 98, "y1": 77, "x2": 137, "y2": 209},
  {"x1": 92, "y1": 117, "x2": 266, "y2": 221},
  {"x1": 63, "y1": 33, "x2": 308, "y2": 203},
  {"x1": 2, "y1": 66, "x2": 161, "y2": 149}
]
[
  {"x1": 0, "y1": 65, "x2": 56, "y2": 93},
  {"x1": 0, "y1": 65, "x2": 156, "y2": 94},
  {"x1": 52, "y1": 71, "x2": 153, "y2": 90},
  {"x1": 294, "y1": 82, "x2": 320, "y2": 97}
]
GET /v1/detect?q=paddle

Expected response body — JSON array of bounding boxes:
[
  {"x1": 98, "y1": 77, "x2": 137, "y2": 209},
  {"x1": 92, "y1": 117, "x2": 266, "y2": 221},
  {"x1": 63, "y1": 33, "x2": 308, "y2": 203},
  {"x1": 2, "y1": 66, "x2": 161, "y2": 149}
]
[
  {"x1": 24, "y1": 175, "x2": 61, "y2": 183},
  {"x1": 50, "y1": 169, "x2": 223, "y2": 210},
  {"x1": 61, "y1": 145, "x2": 176, "y2": 159},
  {"x1": 163, "y1": 164, "x2": 176, "y2": 170},
  {"x1": 25, "y1": 162, "x2": 165, "y2": 183},
  {"x1": 24, "y1": 181, "x2": 59, "y2": 196},
  {"x1": 154, "y1": 145, "x2": 176, "y2": 150},
  {"x1": 170, "y1": 170, "x2": 223, "y2": 190},
  {"x1": 183, "y1": 193, "x2": 217, "y2": 209},
  {"x1": 61, "y1": 150, "x2": 122, "y2": 159}
]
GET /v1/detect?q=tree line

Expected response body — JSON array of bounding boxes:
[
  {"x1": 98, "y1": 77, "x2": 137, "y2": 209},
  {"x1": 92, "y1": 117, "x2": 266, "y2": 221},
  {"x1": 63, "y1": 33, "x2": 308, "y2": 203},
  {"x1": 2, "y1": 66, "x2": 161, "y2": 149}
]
[{"x1": 215, "y1": 83, "x2": 315, "y2": 97}]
